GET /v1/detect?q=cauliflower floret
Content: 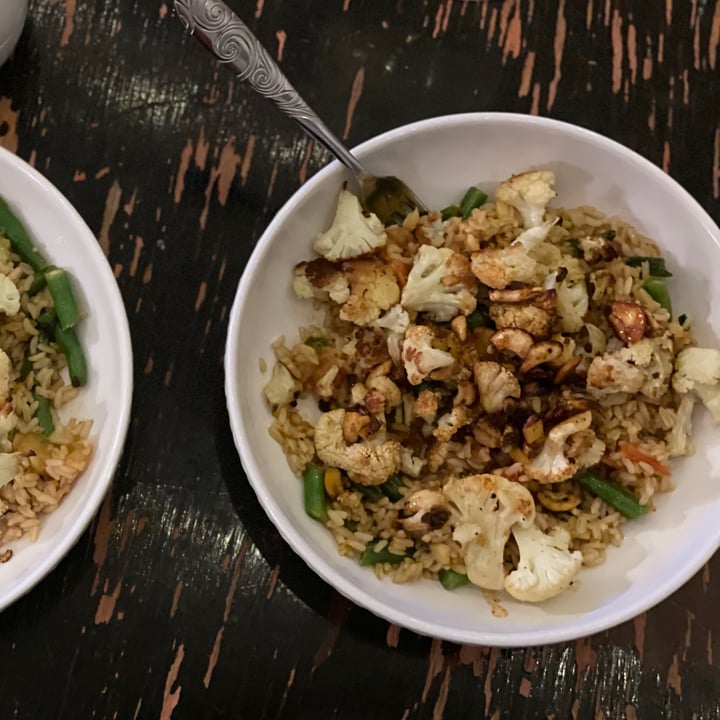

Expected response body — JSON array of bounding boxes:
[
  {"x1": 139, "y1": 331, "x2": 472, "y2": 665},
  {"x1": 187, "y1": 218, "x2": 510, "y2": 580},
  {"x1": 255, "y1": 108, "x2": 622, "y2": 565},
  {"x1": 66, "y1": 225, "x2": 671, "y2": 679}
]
[
  {"x1": 433, "y1": 406, "x2": 469, "y2": 441},
  {"x1": 672, "y1": 347, "x2": 720, "y2": 423},
  {"x1": 556, "y1": 277, "x2": 589, "y2": 333},
  {"x1": 0, "y1": 275, "x2": 19, "y2": 316},
  {"x1": 474, "y1": 361, "x2": 521, "y2": 414},
  {"x1": 371, "y1": 304, "x2": 410, "y2": 364},
  {"x1": 400, "y1": 448, "x2": 425, "y2": 478},
  {"x1": 504, "y1": 523, "x2": 582, "y2": 602},
  {"x1": 668, "y1": 394, "x2": 696, "y2": 457},
  {"x1": 340, "y1": 259, "x2": 400, "y2": 326},
  {"x1": 401, "y1": 245, "x2": 477, "y2": 322},
  {"x1": 402, "y1": 325, "x2": 455, "y2": 385},
  {"x1": 314, "y1": 409, "x2": 401, "y2": 485},
  {"x1": 443, "y1": 473, "x2": 535, "y2": 590},
  {"x1": 495, "y1": 171, "x2": 557, "y2": 228},
  {"x1": 263, "y1": 363, "x2": 302, "y2": 406},
  {"x1": 488, "y1": 287, "x2": 558, "y2": 339},
  {"x1": 313, "y1": 189, "x2": 387, "y2": 261},
  {"x1": 293, "y1": 259, "x2": 350, "y2": 304},
  {"x1": 587, "y1": 336, "x2": 674, "y2": 401},
  {"x1": 525, "y1": 411, "x2": 604, "y2": 483},
  {"x1": 366, "y1": 375, "x2": 402, "y2": 412}
]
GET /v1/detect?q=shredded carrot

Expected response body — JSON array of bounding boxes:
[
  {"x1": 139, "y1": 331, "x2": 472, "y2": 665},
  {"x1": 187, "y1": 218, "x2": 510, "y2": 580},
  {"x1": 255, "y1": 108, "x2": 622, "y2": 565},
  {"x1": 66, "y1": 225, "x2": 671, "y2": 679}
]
[{"x1": 619, "y1": 441, "x2": 671, "y2": 476}]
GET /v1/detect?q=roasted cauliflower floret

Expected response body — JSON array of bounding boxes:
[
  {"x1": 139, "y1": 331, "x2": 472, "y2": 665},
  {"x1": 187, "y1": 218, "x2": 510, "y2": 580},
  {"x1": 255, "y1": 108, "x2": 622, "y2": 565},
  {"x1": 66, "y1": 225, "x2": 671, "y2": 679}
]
[
  {"x1": 314, "y1": 409, "x2": 402, "y2": 485},
  {"x1": 313, "y1": 189, "x2": 387, "y2": 260},
  {"x1": 340, "y1": 259, "x2": 400, "y2": 326},
  {"x1": 0, "y1": 275, "x2": 20, "y2": 316},
  {"x1": 293, "y1": 258, "x2": 350, "y2": 304},
  {"x1": 556, "y1": 277, "x2": 589, "y2": 333},
  {"x1": 400, "y1": 245, "x2": 477, "y2": 321},
  {"x1": 371, "y1": 304, "x2": 410, "y2": 364},
  {"x1": 488, "y1": 287, "x2": 558, "y2": 339},
  {"x1": 504, "y1": 523, "x2": 582, "y2": 602},
  {"x1": 402, "y1": 325, "x2": 455, "y2": 385},
  {"x1": 495, "y1": 170, "x2": 557, "y2": 228},
  {"x1": 443, "y1": 473, "x2": 535, "y2": 590},
  {"x1": 263, "y1": 363, "x2": 302, "y2": 406},
  {"x1": 474, "y1": 361, "x2": 521, "y2": 414},
  {"x1": 433, "y1": 406, "x2": 469, "y2": 441},
  {"x1": 525, "y1": 411, "x2": 605, "y2": 483},
  {"x1": 672, "y1": 347, "x2": 720, "y2": 423},
  {"x1": 668, "y1": 394, "x2": 696, "y2": 457},
  {"x1": 587, "y1": 336, "x2": 674, "y2": 401}
]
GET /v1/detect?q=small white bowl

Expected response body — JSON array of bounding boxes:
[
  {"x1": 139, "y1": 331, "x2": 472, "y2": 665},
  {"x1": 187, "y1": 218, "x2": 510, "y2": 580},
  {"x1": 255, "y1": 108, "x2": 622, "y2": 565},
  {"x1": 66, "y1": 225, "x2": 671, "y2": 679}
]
[
  {"x1": 0, "y1": 146, "x2": 133, "y2": 611},
  {"x1": 225, "y1": 113, "x2": 720, "y2": 646},
  {"x1": 0, "y1": 0, "x2": 27, "y2": 68}
]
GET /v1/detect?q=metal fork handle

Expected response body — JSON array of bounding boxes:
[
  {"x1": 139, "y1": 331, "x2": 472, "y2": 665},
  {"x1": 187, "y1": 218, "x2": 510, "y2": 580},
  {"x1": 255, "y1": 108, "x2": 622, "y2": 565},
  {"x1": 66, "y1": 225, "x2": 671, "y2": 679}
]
[{"x1": 174, "y1": 0, "x2": 366, "y2": 179}]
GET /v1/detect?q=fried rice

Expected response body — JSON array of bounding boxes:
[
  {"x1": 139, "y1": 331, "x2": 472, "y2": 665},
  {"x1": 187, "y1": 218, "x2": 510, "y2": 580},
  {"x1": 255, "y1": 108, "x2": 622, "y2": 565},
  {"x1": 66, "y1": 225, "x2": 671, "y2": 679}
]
[
  {"x1": 0, "y1": 233, "x2": 92, "y2": 563},
  {"x1": 263, "y1": 170, "x2": 717, "y2": 603}
]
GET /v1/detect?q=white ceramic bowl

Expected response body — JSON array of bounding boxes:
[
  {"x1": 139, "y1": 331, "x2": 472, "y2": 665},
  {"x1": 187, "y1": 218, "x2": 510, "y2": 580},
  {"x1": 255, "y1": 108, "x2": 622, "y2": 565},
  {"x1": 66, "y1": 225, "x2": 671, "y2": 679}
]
[
  {"x1": 225, "y1": 113, "x2": 720, "y2": 646},
  {"x1": 0, "y1": 0, "x2": 27, "y2": 68},
  {"x1": 0, "y1": 146, "x2": 133, "y2": 611}
]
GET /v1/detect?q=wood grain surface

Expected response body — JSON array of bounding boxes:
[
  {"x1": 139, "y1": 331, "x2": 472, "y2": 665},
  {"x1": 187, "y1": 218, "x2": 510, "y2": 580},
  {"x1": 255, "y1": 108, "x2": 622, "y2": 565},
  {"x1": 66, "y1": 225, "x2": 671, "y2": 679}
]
[{"x1": 1, "y1": 1, "x2": 719, "y2": 718}]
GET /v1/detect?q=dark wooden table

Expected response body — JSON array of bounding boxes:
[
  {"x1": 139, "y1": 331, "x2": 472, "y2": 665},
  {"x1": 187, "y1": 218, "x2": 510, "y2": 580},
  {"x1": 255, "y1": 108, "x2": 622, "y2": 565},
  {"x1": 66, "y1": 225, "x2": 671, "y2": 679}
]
[{"x1": 1, "y1": 1, "x2": 719, "y2": 717}]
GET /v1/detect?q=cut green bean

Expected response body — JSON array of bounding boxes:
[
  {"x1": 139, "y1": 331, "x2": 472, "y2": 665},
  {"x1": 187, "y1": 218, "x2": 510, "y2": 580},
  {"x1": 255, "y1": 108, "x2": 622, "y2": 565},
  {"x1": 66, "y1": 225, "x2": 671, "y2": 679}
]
[
  {"x1": 625, "y1": 256, "x2": 672, "y2": 277},
  {"x1": 304, "y1": 336, "x2": 330, "y2": 352},
  {"x1": 33, "y1": 392, "x2": 55, "y2": 436},
  {"x1": 54, "y1": 324, "x2": 87, "y2": 387},
  {"x1": 643, "y1": 277, "x2": 673, "y2": 317},
  {"x1": 380, "y1": 474, "x2": 405, "y2": 502},
  {"x1": 355, "y1": 483, "x2": 384, "y2": 502},
  {"x1": 439, "y1": 569, "x2": 470, "y2": 591},
  {"x1": 37, "y1": 307, "x2": 56, "y2": 327},
  {"x1": 0, "y1": 197, "x2": 48, "y2": 272},
  {"x1": 302, "y1": 464, "x2": 328, "y2": 523},
  {"x1": 600, "y1": 229, "x2": 617, "y2": 240},
  {"x1": 45, "y1": 267, "x2": 80, "y2": 330},
  {"x1": 19, "y1": 356, "x2": 32, "y2": 382},
  {"x1": 459, "y1": 186, "x2": 488, "y2": 219},
  {"x1": 440, "y1": 204, "x2": 461, "y2": 221},
  {"x1": 466, "y1": 305, "x2": 494, "y2": 331},
  {"x1": 359, "y1": 542, "x2": 406, "y2": 566},
  {"x1": 576, "y1": 470, "x2": 649, "y2": 519},
  {"x1": 28, "y1": 269, "x2": 48, "y2": 295}
]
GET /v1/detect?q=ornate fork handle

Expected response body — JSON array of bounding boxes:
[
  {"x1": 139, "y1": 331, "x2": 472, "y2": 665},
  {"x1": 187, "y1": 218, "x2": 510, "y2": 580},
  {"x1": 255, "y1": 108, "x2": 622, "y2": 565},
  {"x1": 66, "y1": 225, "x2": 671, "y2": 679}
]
[{"x1": 174, "y1": 0, "x2": 365, "y2": 177}]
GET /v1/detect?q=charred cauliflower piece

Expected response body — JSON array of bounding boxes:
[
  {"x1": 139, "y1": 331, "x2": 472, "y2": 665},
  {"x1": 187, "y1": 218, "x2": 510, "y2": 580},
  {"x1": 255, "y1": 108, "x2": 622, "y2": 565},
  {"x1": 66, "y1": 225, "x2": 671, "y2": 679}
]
[
  {"x1": 340, "y1": 259, "x2": 400, "y2": 326},
  {"x1": 371, "y1": 304, "x2": 410, "y2": 364},
  {"x1": 402, "y1": 325, "x2": 455, "y2": 385},
  {"x1": 314, "y1": 409, "x2": 401, "y2": 485},
  {"x1": 293, "y1": 258, "x2": 351, "y2": 304},
  {"x1": 443, "y1": 473, "x2": 535, "y2": 590},
  {"x1": 401, "y1": 245, "x2": 478, "y2": 322},
  {"x1": 313, "y1": 189, "x2": 387, "y2": 260},
  {"x1": 474, "y1": 361, "x2": 521, "y2": 414},
  {"x1": 488, "y1": 287, "x2": 558, "y2": 339}
]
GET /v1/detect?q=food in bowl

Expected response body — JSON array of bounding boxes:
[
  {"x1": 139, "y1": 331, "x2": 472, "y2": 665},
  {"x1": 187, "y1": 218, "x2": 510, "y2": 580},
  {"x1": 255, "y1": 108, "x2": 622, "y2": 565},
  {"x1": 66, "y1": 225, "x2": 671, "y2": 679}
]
[
  {"x1": 262, "y1": 169, "x2": 720, "y2": 604},
  {"x1": 0, "y1": 197, "x2": 91, "y2": 563}
]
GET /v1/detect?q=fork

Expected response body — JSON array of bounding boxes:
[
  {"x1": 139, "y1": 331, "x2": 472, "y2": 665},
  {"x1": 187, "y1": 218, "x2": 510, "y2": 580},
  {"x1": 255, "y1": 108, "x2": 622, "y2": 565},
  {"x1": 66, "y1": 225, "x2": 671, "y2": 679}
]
[{"x1": 173, "y1": 0, "x2": 427, "y2": 225}]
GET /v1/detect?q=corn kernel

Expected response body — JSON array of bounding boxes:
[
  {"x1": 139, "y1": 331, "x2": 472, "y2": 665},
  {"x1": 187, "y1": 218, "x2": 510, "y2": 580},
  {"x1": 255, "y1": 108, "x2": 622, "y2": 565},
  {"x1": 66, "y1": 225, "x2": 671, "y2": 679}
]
[{"x1": 324, "y1": 467, "x2": 343, "y2": 499}]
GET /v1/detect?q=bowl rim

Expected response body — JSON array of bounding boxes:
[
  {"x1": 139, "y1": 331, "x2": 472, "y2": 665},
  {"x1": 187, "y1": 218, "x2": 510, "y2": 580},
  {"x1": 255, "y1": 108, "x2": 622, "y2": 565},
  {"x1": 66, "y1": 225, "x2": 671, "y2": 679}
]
[
  {"x1": 0, "y1": 145, "x2": 134, "y2": 612},
  {"x1": 225, "y1": 111, "x2": 720, "y2": 646}
]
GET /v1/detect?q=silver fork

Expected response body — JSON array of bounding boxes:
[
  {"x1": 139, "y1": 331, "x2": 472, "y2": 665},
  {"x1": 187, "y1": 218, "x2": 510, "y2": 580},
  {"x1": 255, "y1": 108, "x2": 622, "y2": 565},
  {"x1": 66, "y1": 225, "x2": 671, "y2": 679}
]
[{"x1": 173, "y1": 0, "x2": 427, "y2": 225}]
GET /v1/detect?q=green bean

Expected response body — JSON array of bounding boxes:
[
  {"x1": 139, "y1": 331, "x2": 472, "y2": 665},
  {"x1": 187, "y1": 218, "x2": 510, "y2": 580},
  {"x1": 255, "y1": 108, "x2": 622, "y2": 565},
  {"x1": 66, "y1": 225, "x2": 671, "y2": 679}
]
[
  {"x1": 643, "y1": 277, "x2": 673, "y2": 317},
  {"x1": 0, "y1": 197, "x2": 48, "y2": 272},
  {"x1": 600, "y1": 229, "x2": 617, "y2": 240},
  {"x1": 33, "y1": 392, "x2": 54, "y2": 436},
  {"x1": 466, "y1": 305, "x2": 494, "y2": 331},
  {"x1": 439, "y1": 569, "x2": 470, "y2": 591},
  {"x1": 302, "y1": 464, "x2": 328, "y2": 523},
  {"x1": 440, "y1": 204, "x2": 461, "y2": 221},
  {"x1": 45, "y1": 267, "x2": 80, "y2": 330},
  {"x1": 359, "y1": 542, "x2": 406, "y2": 566},
  {"x1": 37, "y1": 307, "x2": 56, "y2": 327},
  {"x1": 54, "y1": 324, "x2": 87, "y2": 387},
  {"x1": 304, "y1": 336, "x2": 330, "y2": 352},
  {"x1": 625, "y1": 256, "x2": 672, "y2": 277},
  {"x1": 576, "y1": 470, "x2": 649, "y2": 519},
  {"x1": 459, "y1": 186, "x2": 488, "y2": 219},
  {"x1": 381, "y1": 474, "x2": 405, "y2": 502},
  {"x1": 19, "y1": 356, "x2": 32, "y2": 382},
  {"x1": 28, "y1": 269, "x2": 48, "y2": 295},
  {"x1": 355, "y1": 484, "x2": 384, "y2": 502}
]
